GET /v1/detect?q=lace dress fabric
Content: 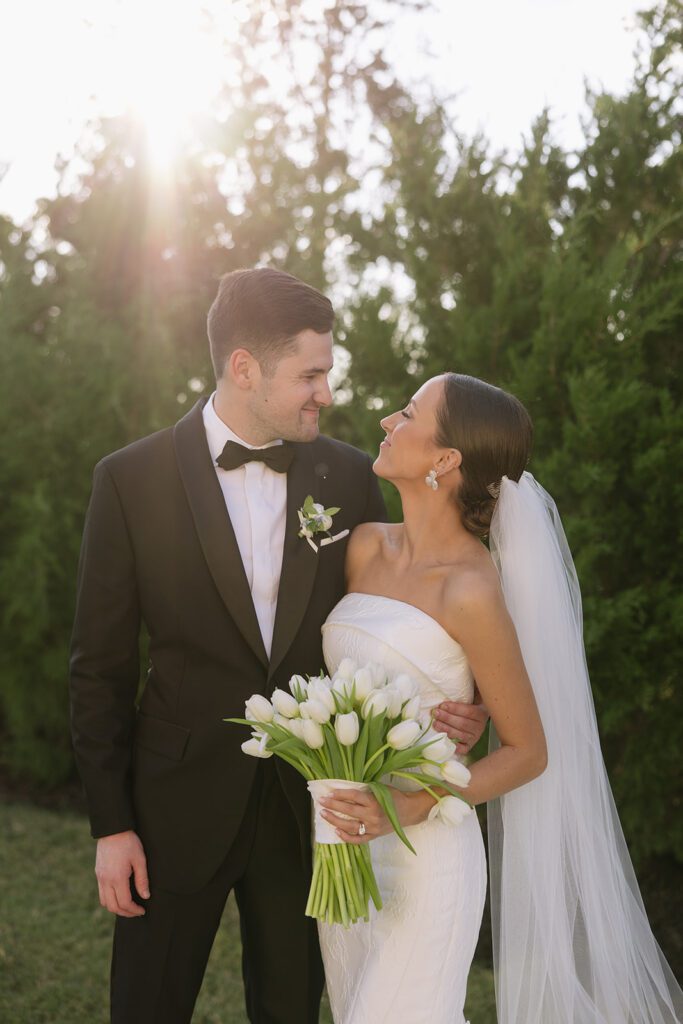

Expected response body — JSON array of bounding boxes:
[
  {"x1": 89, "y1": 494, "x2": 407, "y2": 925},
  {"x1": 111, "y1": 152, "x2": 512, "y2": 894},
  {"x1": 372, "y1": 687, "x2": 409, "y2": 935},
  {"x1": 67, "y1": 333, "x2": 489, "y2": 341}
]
[{"x1": 319, "y1": 593, "x2": 487, "y2": 1024}]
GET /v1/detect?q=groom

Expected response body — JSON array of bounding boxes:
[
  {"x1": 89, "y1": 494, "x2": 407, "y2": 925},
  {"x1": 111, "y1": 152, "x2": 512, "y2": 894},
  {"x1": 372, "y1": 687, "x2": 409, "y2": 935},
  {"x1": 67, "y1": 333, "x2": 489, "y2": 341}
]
[{"x1": 70, "y1": 267, "x2": 488, "y2": 1023}]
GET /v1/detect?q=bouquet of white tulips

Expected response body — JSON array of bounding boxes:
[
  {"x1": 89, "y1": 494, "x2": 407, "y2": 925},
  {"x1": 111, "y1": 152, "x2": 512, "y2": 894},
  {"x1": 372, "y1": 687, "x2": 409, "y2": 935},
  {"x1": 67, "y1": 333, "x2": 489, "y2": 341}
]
[{"x1": 226, "y1": 659, "x2": 472, "y2": 927}]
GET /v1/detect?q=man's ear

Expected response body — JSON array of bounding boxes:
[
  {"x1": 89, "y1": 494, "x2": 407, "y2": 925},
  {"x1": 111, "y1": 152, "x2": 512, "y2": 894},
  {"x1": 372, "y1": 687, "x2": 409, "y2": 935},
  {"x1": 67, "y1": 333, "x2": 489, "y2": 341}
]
[{"x1": 227, "y1": 348, "x2": 261, "y2": 391}]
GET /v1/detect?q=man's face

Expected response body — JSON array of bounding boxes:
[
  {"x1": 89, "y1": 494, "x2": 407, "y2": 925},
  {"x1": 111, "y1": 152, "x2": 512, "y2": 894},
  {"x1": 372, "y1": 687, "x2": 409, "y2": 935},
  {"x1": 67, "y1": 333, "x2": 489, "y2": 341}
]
[{"x1": 249, "y1": 329, "x2": 334, "y2": 442}]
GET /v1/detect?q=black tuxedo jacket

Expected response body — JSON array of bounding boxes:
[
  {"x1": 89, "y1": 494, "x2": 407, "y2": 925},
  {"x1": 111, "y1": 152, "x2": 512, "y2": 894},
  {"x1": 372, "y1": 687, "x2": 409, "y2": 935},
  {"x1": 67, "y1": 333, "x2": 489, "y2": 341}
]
[{"x1": 69, "y1": 398, "x2": 387, "y2": 893}]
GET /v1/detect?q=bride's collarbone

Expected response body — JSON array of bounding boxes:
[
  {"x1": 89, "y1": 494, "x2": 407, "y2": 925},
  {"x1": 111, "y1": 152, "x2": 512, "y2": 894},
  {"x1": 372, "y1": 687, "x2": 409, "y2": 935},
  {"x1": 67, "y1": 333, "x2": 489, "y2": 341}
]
[
  {"x1": 350, "y1": 548, "x2": 493, "y2": 635},
  {"x1": 348, "y1": 569, "x2": 451, "y2": 628}
]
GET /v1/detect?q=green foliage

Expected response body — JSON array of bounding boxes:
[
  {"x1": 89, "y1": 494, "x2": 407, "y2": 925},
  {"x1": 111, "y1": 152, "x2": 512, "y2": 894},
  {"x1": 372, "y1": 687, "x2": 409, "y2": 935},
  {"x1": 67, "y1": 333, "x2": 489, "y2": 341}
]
[{"x1": 0, "y1": 0, "x2": 680, "y2": 886}]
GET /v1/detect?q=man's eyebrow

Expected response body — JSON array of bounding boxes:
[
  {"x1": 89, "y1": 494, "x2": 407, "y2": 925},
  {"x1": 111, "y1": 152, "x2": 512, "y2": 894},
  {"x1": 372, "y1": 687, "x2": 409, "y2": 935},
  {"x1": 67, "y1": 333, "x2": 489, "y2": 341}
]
[{"x1": 303, "y1": 365, "x2": 334, "y2": 374}]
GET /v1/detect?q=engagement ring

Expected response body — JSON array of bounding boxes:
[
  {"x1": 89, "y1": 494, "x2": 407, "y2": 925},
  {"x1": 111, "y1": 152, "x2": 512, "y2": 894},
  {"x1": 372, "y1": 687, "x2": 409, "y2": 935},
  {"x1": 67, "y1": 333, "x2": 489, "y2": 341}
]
[{"x1": 358, "y1": 822, "x2": 366, "y2": 836}]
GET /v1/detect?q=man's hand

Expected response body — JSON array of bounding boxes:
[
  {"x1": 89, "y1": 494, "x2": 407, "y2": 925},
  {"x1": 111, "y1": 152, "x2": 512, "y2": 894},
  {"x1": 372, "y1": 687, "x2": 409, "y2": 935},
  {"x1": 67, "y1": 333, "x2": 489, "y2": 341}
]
[
  {"x1": 432, "y1": 700, "x2": 489, "y2": 754},
  {"x1": 95, "y1": 830, "x2": 150, "y2": 917}
]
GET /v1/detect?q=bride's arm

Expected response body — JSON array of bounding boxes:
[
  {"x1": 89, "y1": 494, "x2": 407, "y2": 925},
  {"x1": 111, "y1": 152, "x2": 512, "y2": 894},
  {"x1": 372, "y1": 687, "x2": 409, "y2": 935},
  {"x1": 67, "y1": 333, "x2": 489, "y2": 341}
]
[{"x1": 445, "y1": 570, "x2": 548, "y2": 806}]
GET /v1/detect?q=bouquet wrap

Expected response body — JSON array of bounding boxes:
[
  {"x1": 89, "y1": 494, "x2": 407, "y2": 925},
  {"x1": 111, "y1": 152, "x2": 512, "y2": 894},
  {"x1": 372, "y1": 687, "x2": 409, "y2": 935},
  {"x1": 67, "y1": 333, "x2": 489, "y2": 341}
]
[{"x1": 308, "y1": 779, "x2": 370, "y2": 844}]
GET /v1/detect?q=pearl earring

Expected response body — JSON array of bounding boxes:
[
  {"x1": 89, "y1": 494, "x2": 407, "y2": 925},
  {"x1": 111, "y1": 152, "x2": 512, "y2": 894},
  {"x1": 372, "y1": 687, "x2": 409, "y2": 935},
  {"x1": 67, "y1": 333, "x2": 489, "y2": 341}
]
[{"x1": 425, "y1": 469, "x2": 439, "y2": 491}]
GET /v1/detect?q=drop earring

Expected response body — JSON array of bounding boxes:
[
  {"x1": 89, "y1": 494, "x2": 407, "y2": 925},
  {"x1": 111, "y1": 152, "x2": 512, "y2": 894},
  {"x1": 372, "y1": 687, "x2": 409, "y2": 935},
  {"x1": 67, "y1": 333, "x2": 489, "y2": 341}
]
[{"x1": 425, "y1": 469, "x2": 439, "y2": 491}]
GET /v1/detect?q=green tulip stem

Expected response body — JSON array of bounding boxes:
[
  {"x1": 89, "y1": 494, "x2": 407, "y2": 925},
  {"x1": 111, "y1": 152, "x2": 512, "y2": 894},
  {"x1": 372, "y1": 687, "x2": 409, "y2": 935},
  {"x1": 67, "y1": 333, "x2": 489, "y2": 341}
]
[
  {"x1": 363, "y1": 742, "x2": 390, "y2": 776},
  {"x1": 330, "y1": 844, "x2": 350, "y2": 927},
  {"x1": 305, "y1": 847, "x2": 322, "y2": 918}
]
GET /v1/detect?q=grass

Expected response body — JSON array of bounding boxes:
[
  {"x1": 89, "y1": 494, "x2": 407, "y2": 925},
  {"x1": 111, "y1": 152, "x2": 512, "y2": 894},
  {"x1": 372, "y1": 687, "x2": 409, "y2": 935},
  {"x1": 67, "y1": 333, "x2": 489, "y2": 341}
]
[{"x1": 0, "y1": 801, "x2": 497, "y2": 1023}]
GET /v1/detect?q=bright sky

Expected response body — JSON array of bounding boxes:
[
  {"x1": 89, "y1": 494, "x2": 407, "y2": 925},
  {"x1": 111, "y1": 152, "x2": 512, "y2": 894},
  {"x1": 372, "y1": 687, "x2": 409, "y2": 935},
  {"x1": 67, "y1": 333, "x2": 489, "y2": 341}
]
[{"x1": 0, "y1": 0, "x2": 644, "y2": 223}]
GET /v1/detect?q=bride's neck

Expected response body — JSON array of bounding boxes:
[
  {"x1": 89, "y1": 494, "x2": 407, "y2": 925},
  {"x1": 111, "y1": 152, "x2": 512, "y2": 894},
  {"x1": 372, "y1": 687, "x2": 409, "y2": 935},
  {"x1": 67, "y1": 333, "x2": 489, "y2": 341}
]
[{"x1": 396, "y1": 485, "x2": 472, "y2": 564}]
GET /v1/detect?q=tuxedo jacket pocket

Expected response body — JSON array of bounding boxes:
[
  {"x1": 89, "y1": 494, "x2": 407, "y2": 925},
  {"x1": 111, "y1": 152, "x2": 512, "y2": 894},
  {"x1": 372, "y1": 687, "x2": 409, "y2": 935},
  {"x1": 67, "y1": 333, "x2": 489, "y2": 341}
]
[{"x1": 135, "y1": 712, "x2": 190, "y2": 761}]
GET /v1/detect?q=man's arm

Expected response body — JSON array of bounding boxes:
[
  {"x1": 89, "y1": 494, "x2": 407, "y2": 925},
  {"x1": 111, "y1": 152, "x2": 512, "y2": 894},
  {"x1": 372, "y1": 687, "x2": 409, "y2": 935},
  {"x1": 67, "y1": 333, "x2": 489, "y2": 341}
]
[
  {"x1": 70, "y1": 461, "x2": 149, "y2": 916},
  {"x1": 70, "y1": 460, "x2": 140, "y2": 835}
]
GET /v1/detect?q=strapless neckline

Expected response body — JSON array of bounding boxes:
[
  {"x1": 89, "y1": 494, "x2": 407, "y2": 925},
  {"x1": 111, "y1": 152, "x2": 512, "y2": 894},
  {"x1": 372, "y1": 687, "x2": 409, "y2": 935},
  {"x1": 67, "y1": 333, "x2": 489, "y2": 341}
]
[{"x1": 337, "y1": 592, "x2": 465, "y2": 657}]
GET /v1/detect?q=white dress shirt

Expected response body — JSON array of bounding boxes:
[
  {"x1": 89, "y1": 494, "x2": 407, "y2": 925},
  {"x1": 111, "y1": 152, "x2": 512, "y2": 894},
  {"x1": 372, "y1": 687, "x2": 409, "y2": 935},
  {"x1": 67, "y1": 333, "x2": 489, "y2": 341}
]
[{"x1": 202, "y1": 393, "x2": 287, "y2": 659}]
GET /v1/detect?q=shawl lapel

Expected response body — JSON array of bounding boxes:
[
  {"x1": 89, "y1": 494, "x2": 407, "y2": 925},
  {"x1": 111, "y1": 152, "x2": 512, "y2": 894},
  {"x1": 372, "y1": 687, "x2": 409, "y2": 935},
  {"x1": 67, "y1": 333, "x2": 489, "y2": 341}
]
[
  {"x1": 268, "y1": 441, "x2": 321, "y2": 682},
  {"x1": 173, "y1": 399, "x2": 269, "y2": 668}
]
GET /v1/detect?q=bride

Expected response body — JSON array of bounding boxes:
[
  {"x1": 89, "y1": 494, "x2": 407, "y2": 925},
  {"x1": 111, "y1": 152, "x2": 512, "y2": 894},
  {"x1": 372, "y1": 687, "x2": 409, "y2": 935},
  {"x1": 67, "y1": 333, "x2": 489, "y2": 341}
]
[{"x1": 316, "y1": 373, "x2": 682, "y2": 1024}]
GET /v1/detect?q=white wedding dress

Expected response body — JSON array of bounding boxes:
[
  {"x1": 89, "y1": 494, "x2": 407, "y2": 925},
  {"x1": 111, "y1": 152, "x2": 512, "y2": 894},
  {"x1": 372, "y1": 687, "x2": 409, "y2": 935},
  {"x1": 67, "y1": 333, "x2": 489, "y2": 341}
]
[{"x1": 319, "y1": 593, "x2": 487, "y2": 1024}]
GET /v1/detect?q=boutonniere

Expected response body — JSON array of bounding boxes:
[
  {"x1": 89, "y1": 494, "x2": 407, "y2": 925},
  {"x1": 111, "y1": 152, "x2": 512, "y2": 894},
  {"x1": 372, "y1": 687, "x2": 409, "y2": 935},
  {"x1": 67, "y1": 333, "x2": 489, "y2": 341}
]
[{"x1": 297, "y1": 495, "x2": 349, "y2": 553}]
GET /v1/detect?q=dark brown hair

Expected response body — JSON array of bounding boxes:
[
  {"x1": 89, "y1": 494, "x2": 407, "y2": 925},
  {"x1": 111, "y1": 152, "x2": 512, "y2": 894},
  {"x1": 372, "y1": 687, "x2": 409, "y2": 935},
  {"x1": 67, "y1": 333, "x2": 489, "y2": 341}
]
[
  {"x1": 207, "y1": 268, "x2": 334, "y2": 379},
  {"x1": 435, "y1": 373, "x2": 533, "y2": 538}
]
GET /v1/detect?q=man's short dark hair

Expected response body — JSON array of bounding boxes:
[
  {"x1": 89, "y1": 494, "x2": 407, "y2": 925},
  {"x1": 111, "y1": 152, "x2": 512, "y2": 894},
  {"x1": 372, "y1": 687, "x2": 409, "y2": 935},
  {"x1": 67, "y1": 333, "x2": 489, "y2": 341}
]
[{"x1": 207, "y1": 268, "x2": 335, "y2": 379}]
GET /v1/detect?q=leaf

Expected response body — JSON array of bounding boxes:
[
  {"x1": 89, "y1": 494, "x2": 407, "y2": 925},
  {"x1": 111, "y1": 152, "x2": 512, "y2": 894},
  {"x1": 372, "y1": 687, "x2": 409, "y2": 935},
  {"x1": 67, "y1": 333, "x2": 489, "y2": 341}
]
[
  {"x1": 352, "y1": 714, "x2": 370, "y2": 780},
  {"x1": 368, "y1": 781, "x2": 416, "y2": 855},
  {"x1": 323, "y1": 722, "x2": 345, "y2": 779}
]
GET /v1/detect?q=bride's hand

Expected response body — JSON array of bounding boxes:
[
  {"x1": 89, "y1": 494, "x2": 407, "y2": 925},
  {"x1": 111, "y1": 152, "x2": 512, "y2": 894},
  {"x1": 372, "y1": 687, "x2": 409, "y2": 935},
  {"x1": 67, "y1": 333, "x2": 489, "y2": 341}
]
[{"x1": 319, "y1": 787, "x2": 434, "y2": 844}]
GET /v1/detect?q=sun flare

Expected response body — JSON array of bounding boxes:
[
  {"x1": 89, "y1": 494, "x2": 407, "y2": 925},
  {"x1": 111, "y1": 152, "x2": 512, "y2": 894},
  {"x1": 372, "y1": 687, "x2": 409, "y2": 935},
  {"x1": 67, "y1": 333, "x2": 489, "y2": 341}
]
[{"x1": 93, "y1": 0, "x2": 231, "y2": 171}]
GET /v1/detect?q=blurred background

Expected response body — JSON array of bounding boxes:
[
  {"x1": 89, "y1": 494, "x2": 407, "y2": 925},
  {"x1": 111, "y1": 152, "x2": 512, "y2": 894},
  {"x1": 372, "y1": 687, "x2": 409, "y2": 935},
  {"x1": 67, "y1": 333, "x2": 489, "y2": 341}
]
[{"x1": 0, "y1": 1, "x2": 680, "y2": 1020}]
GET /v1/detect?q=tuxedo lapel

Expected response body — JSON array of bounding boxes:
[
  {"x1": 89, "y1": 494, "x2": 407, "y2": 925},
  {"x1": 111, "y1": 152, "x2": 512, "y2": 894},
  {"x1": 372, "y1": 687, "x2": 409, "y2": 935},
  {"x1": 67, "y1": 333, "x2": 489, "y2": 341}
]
[
  {"x1": 173, "y1": 400, "x2": 269, "y2": 669},
  {"x1": 268, "y1": 442, "x2": 320, "y2": 682}
]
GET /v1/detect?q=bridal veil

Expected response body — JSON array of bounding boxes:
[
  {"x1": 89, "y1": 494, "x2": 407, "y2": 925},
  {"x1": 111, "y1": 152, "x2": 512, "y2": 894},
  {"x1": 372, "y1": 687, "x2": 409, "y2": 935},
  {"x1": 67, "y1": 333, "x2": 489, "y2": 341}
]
[{"x1": 487, "y1": 472, "x2": 682, "y2": 1023}]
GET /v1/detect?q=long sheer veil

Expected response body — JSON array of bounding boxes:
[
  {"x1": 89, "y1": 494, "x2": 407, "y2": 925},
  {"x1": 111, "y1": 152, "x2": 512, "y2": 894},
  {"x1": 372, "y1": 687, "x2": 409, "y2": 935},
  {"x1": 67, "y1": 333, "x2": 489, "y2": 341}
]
[{"x1": 487, "y1": 471, "x2": 682, "y2": 1023}]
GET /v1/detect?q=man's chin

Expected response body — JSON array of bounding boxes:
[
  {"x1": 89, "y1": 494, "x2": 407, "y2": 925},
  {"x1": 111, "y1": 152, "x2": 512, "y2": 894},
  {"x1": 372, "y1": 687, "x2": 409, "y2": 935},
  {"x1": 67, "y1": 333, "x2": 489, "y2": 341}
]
[
  {"x1": 280, "y1": 422, "x2": 320, "y2": 443},
  {"x1": 299, "y1": 424, "x2": 320, "y2": 442}
]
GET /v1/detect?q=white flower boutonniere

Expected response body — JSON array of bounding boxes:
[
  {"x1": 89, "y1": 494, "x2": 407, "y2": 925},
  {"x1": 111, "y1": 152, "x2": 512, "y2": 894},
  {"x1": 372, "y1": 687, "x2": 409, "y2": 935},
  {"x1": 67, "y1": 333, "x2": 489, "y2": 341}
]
[{"x1": 297, "y1": 495, "x2": 349, "y2": 553}]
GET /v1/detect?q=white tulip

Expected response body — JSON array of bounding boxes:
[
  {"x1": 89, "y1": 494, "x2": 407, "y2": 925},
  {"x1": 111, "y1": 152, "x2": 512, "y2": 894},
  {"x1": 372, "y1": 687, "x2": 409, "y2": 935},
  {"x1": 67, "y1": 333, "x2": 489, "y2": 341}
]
[
  {"x1": 307, "y1": 679, "x2": 336, "y2": 714},
  {"x1": 367, "y1": 662, "x2": 387, "y2": 686},
  {"x1": 241, "y1": 734, "x2": 273, "y2": 758},
  {"x1": 302, "y1": 719, "x2": 325, "y2": 749},
  {"x1": 271, "y1": 689, "x2": 300, "y2": 718},
  {"x1": 244, "y1": 695, "x2": 274, "y2": 724},
  {"x1": 402, "y1": 696, "x2": 422, "y2": 721},
  {"x1": 387, "y1": 720, "x2": 422, "y2": 750},
  {"x1": 432, "y1": 795, "x2": 472, "y2": 826},
  {"x1": 335, "y1": 658, "x2": 358, "y2": 681},
  {"x1": 361, "y1": 690, "x2": 389, "y2": 720},
  {"x1": 393, "y1": 674, "x2": 419, "y2": 702},
  {"x1": 383, "y1": 687, "x2": 404, "y2": 719},
  {"x1": 335, "y1": 711, "x2": 360, "y2": 746},
  {"x1": 287, "y1": 718, "x2": 305, "y2": 740},
  {"x1": 308, "y1": 673, "x2": 333, "y2": 689},
  {"x1": 441, "y1": 759, "x2": 471, "y2": 788},
  {"x1": 288, "y1": 674, "x2": 309, "y2": 699},
  {"x1": 422, "y1": 761, "x2": 442, "y2": 779},
  {"x1": 352, "y1": 668, "x2": 375, "y2": 701},
  {"x1": 273, "y1": 713, "x2": 292, "y2": 730},
  {"x1": 332, "y1": 675, "x2": 353, "y2": 699},
  {"x1": 423, "y1": 731, "x2": 457, "y2": 763},
  {"x1": 306, "y1": 699, "x2": 332, "y2": 725}
]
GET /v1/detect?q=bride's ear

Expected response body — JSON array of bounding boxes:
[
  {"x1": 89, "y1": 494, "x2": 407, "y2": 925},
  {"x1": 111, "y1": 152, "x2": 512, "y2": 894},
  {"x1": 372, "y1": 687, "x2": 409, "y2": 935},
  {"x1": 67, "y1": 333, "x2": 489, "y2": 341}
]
[{"x1": 436, "y1": 448, "x2": 462, "y2": 478}]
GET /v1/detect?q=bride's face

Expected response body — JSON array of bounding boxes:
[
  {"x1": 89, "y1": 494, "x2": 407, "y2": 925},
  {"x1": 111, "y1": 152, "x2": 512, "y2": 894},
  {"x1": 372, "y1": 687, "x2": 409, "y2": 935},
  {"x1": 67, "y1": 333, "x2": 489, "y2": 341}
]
[{"x1": 374, "y1": 376, "x2": 452, "y2": 484}]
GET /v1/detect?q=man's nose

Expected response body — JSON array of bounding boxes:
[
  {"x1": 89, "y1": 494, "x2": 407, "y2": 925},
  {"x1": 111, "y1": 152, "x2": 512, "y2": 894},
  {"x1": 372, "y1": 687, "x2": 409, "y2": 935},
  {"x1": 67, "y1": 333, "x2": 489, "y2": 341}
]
[{"x1": 315, "y1": 377, "x2": 333, "y2": 408}]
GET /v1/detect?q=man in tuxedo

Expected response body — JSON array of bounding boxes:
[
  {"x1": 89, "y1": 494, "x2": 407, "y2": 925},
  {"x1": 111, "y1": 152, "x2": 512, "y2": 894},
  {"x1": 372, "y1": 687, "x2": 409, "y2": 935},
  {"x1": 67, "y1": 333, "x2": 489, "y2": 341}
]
[{"x1": 70, "y1": 267, "x2": 488, "y2": 1023}]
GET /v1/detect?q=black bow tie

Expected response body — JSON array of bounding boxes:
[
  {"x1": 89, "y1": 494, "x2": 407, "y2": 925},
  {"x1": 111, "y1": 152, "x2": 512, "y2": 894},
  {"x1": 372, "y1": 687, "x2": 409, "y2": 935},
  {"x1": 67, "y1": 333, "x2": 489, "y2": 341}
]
[{"x1": 216, "y1": 439, "x2": 295, "y2": 474}]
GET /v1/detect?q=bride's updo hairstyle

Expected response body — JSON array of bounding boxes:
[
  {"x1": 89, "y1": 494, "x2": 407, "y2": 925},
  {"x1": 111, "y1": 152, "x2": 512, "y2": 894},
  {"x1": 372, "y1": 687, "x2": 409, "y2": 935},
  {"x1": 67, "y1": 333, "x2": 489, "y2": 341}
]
[{"x1": 435, "y1": 373, "x2": 533, "y2": 538}]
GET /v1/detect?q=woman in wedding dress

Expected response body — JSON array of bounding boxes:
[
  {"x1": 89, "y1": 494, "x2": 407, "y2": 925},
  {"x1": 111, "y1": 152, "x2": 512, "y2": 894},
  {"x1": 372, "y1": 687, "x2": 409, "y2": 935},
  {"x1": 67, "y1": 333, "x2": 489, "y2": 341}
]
[{"x1": 317, "y1": 373, "x2": 682, "y2": 1024}]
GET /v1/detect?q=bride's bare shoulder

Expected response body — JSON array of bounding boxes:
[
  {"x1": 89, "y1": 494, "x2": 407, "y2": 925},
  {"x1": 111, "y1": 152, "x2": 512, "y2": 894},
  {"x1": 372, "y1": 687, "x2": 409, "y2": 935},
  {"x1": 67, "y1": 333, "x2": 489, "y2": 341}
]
[
  {"x1": 443, "y1": 548, "x2": 505, "y2": 621},
  {"x1": 346, "y1": 521, "x2": 397, "y2": 571}
]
